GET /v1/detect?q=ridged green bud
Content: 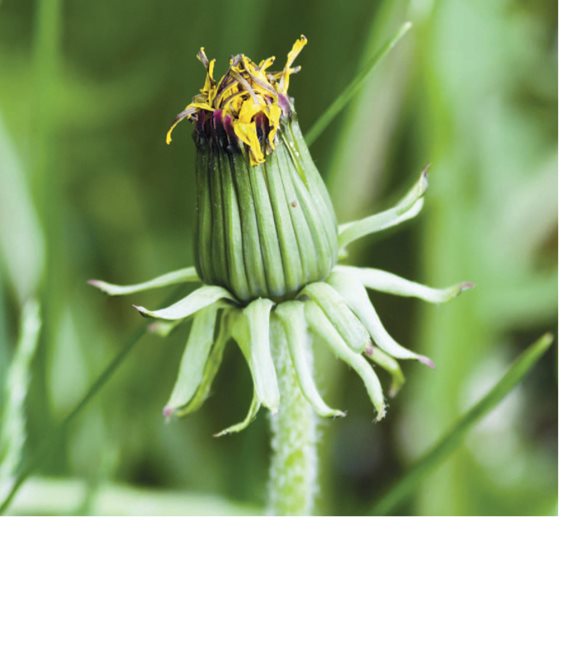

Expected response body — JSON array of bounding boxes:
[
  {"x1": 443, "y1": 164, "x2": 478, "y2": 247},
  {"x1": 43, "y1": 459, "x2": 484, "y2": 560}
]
[
  {"x1": 167, "y1": 37, "x2": 338, "y2": 303},
  {"x1": 194, "y1": 116, "x2": 337, "y2": 302}
]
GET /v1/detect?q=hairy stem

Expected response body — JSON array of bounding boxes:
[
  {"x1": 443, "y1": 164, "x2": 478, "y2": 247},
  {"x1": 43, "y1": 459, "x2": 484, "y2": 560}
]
[{"x1": 267, "y1": 318, "x2": 318, "y2": 515}]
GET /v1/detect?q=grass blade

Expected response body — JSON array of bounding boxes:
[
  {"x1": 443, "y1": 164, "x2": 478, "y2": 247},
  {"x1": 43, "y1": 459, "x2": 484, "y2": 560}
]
[
  {"x1": 0, "y1": 322, "x2": 147, "y2": 515},
  {"x1": 0, "y1": 114, "x2": 46, "y2": 301},
  {"x1": 0, "y1": 301, "x2": 42, "y2": 490},
  {"x1": 0, "y1": 287, "x2": 183, "y2": 515},
  {"x1": 305, "y1": 22, "x2": 412, "y2": 147},
  {"x1": 371, "y1": 333, "x2": 554, "y2": 515}
]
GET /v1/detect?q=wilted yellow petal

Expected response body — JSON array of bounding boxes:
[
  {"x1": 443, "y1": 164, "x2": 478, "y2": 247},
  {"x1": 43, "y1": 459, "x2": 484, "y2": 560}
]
[
  {"x1": 165, "y1": 103, "x2": 213, "y2": 144},
  {"x1": 279, "y1": 35, "x2": 307, "y2": 93},
  {"x1": 238, "y1": 97, "x2": 262, "y2": 123},
  {"x1": 167, "y1": 37, "x2": 307, "y2": 163},
  {"x1": 264, "y1": 104, "x2": 282, "y2": 147},
  {"x1": 258, "y1": 56, "x2": 276, "y2": 71},
  {"x1": 286, "y1": 35, "x2": 308, "y2": 69},
  {"x1": 233, "y1": 120, "x2": 265, "y2": 165}
]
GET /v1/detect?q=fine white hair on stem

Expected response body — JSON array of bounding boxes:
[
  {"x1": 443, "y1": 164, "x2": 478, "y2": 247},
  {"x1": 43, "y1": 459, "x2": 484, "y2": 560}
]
[{"x1": 267, "y1": 318, "x2": 318, "y2": 515}]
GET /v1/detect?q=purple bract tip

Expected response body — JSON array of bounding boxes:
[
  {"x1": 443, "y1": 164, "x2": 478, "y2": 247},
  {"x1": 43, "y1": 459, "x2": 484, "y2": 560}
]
[{"x1": 419, "y1": 356, "x2": 436, "y2": 369}]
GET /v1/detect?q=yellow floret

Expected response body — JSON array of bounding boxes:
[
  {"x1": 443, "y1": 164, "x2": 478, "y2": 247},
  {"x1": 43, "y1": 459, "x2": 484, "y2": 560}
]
[{"x1": 166, "y1": 36, "x2": 307, "y2": 164}]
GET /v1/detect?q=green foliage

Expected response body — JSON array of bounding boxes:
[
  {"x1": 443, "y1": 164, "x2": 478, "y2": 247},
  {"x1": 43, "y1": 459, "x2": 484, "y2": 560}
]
[
  {"x1": 0, "y1": 0, "x2": 557, "y2": 515},
  {"x1": 372, "y1": 333, "x2": 554, "y2": 515},
  {"x1": 305, "y1": 21, "x2": 412, "y2": 146},
  {"x1": 0, "y1": 300, "x2": 41, "y2": 493}
]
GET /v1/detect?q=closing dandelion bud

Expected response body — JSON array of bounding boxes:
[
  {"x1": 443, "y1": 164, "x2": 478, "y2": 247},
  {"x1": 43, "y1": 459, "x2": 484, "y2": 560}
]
[
  {"x1": 167, "y1": 37, "x2": 338, "y2": 302},
  {"x1": 91, "y1": 34, "x2": 474, "y2": 515}
]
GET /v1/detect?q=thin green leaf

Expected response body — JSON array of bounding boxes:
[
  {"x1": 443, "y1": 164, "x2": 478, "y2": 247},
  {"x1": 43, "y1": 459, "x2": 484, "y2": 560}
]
[
  {"x1": 371, "y1": 333, "x2": 554, "y2": 515},
  {"x1": 305, "y1": 22, "x2": 412, "y2": 147}
]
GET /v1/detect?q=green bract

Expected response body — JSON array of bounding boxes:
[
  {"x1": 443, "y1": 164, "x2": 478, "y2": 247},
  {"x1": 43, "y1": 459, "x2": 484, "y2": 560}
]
[{"x1": 91, "y1": 39, "x2": 473, "y2": 435}]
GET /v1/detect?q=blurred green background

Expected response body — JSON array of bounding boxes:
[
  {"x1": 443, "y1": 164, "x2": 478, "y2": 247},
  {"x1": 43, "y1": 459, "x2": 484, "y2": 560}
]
[{"x1": 0, "y1": 0, "x2": 557, "y2": 515}]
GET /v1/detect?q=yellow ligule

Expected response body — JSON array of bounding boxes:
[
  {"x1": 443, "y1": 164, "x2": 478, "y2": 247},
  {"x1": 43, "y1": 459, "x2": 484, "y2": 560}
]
[
  {"x1": 264, "y1": 104, "x2": 282, "y2": 148},
  {"x1": 279, "y1": 35, "x2": 308, "y2": 93},
  {"x1": 166, "y1": 37, "x2": 307, "y2": 162},
  {"x1": 233, "y1": 121, "x2": 265, "y2": 165}
]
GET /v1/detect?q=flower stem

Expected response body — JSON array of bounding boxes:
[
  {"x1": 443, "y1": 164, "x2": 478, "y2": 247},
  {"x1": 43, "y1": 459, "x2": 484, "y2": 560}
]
[{"x1": 267, "y1": 318, "x2": 318, "y2": 516}]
